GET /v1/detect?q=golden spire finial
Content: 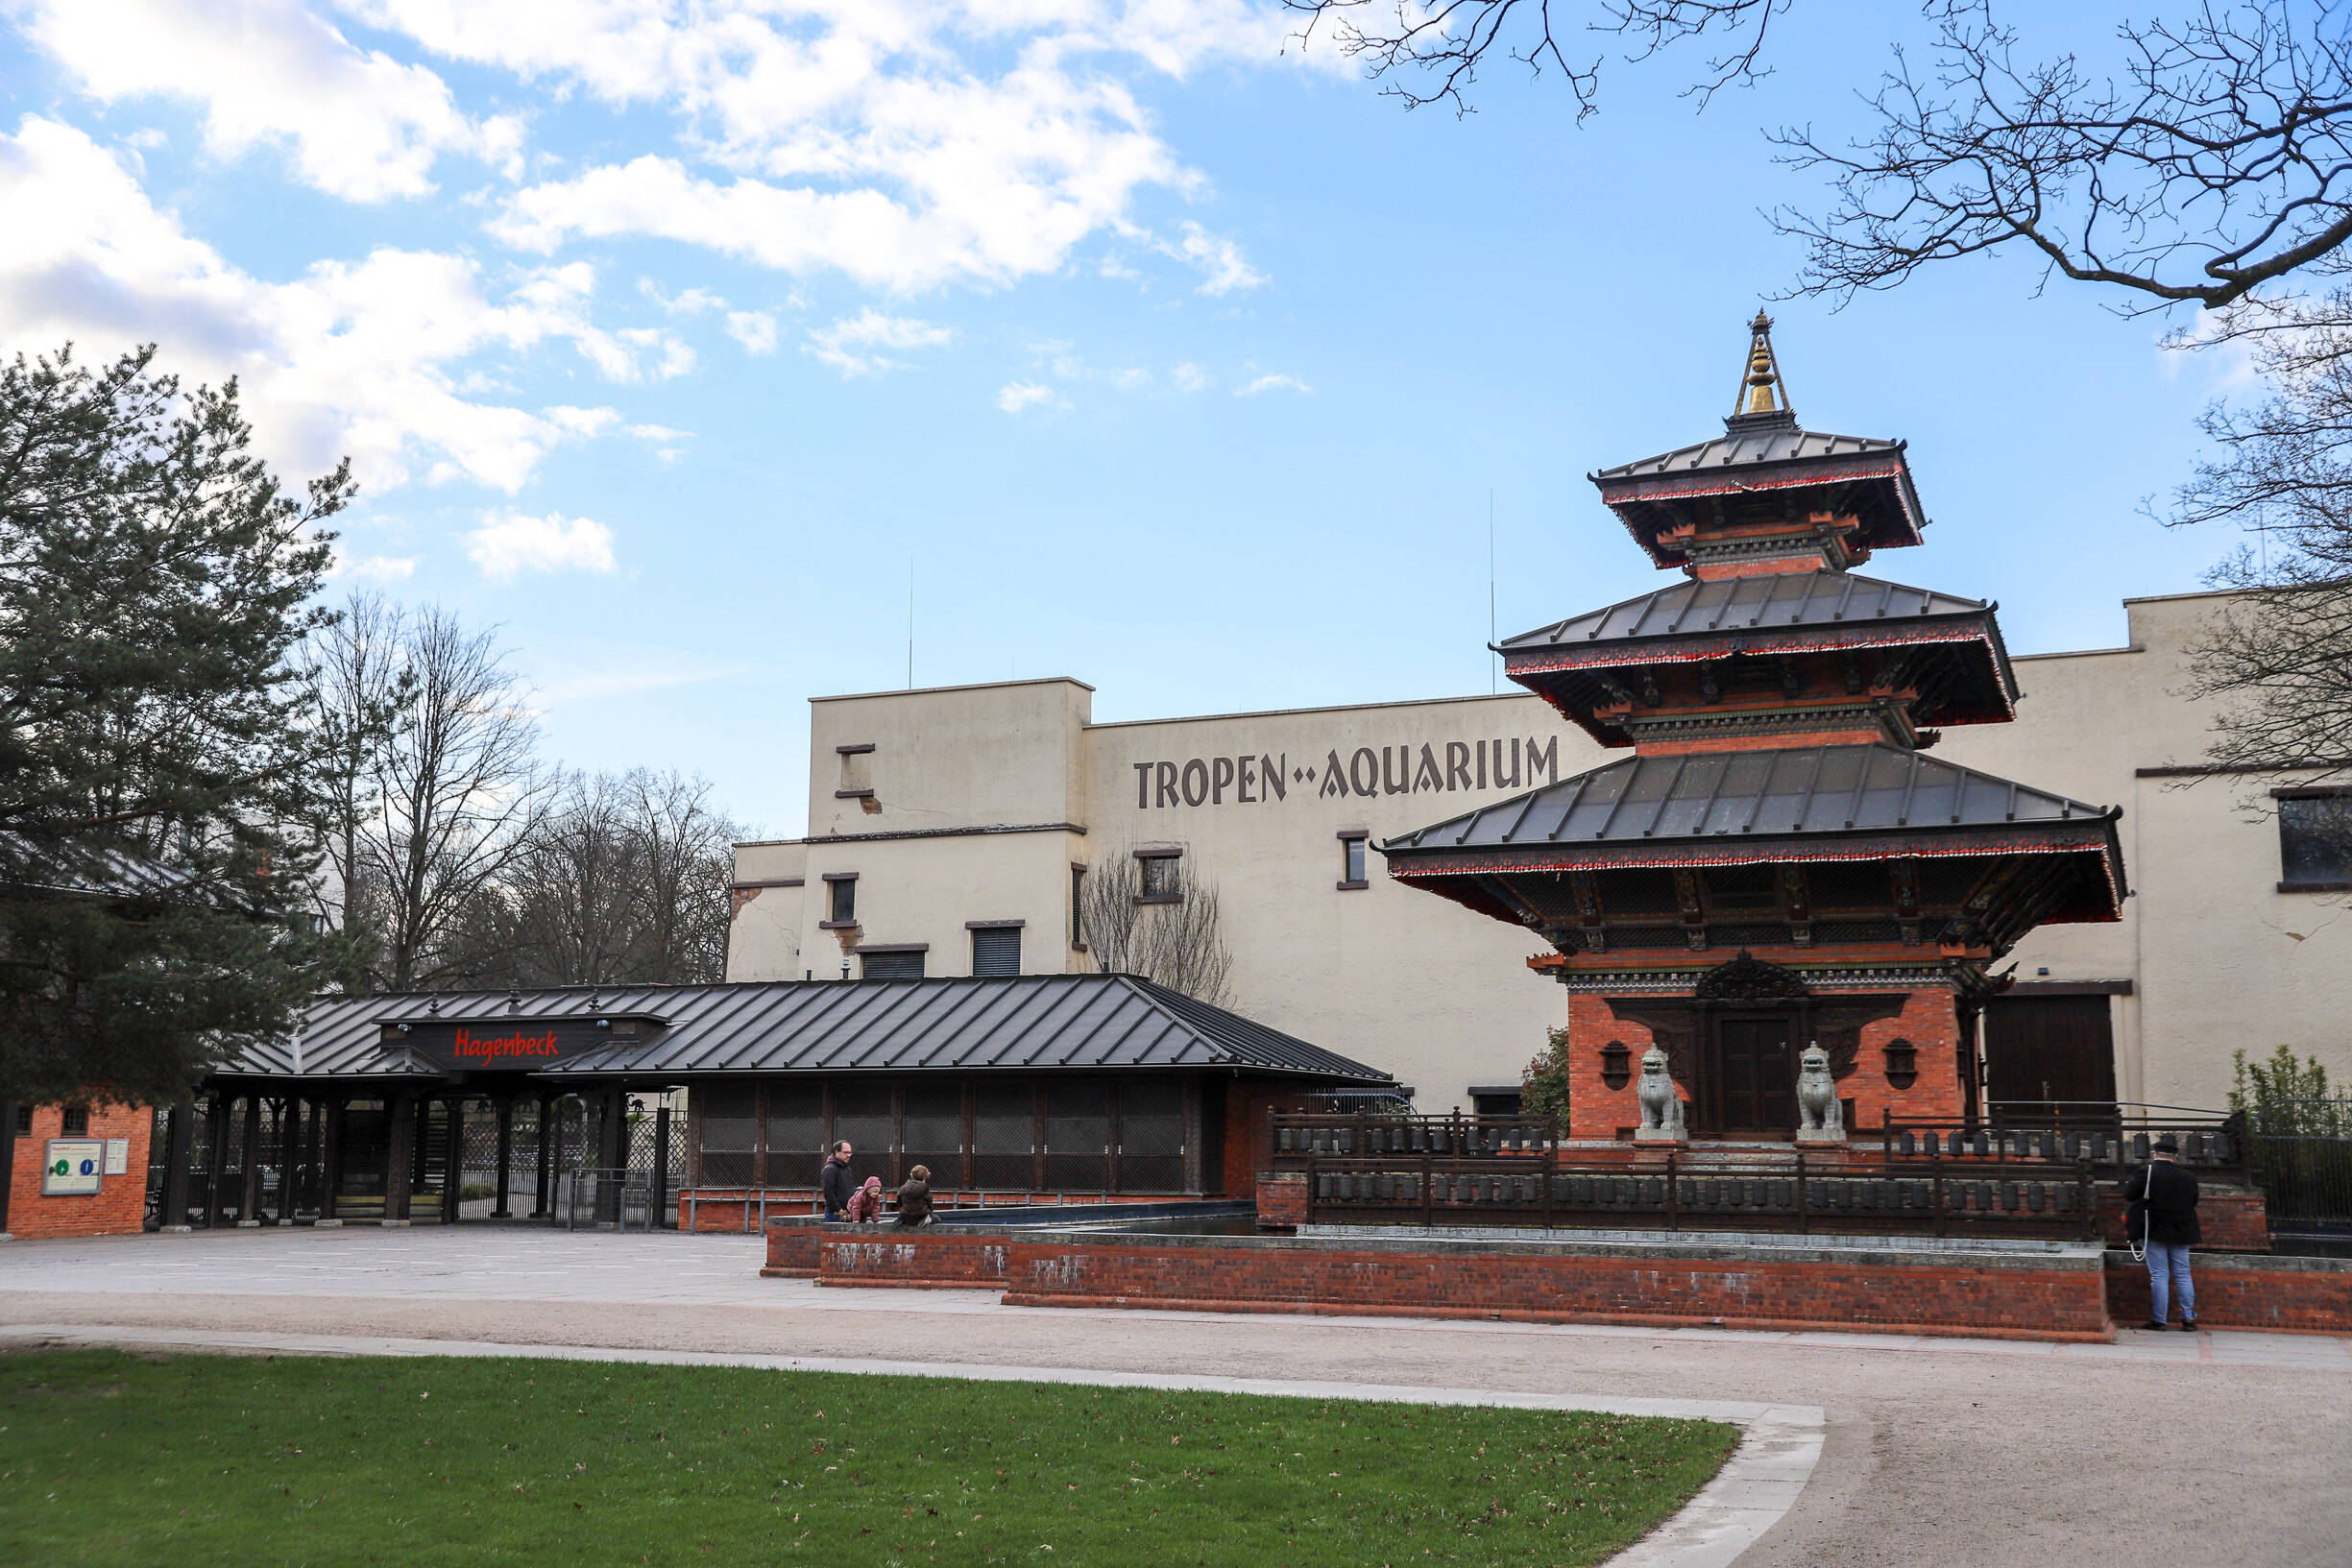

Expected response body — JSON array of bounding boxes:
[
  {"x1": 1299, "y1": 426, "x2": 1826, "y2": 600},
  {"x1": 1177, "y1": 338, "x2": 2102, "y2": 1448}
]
[{"x1": 1734, "y1": 309, "x2": 1790, "y2": 420}]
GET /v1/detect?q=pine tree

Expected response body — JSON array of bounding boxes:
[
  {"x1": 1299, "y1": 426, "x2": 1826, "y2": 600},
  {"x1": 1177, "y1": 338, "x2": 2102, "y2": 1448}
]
[{"x1": 0, "y1": 344, "x2": 352, "y2": 1104}]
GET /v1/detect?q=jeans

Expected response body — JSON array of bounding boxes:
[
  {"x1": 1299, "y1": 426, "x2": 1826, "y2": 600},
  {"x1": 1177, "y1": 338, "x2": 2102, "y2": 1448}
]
[{"x1": 2146, "y1": 1242, "x2": 2195, "y2": 1323}]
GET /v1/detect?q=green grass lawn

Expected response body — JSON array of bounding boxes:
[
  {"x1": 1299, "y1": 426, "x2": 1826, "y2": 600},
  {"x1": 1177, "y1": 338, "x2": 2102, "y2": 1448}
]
[{"x1": 0, "y1": 1349, "x2": 1736, "y2": 1566}]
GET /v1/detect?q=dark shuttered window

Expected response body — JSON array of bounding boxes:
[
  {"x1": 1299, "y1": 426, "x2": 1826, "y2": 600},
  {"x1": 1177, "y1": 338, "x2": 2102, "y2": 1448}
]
[
  {"x1": 971, "y1": 925, "x2": 1021, "y2": 977},
  {"x1": 696, "y1": 1084, "x2": 757, "y2": 1187},
  {"x1": 861, "y1": 948, "x2": 925, "y2": 979}
]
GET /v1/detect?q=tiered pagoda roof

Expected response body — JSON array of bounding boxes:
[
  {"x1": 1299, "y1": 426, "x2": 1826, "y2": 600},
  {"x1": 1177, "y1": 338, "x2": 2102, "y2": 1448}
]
[{"x1": 1380, "y1": 314, "x2": 2125, "y2": 977}]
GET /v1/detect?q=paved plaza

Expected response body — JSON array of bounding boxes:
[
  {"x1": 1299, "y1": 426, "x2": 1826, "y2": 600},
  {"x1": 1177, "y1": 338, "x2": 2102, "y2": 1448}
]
[{"x1": 3, "y1": 1226, "x2": 2347, "y2": 1566}]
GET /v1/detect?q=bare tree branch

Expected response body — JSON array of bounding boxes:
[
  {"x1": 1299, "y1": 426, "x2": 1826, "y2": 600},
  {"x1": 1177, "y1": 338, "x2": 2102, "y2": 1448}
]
[
  {"x1": 1775, "y1": 1, "x2": 2352, "y2": 310},
  {"x1": 1078, "y1": 844, "x2": 1235, "y2": 1007},
  {"x1": 1282, "y1": 0, "x2": 1786, "y2": 115}
]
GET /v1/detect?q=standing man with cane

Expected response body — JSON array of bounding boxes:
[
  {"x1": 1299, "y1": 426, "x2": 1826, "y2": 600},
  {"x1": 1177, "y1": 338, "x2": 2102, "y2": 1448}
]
[{"x1": 2124, "y1": 1134, "x2": 2201, "y2": 1331}]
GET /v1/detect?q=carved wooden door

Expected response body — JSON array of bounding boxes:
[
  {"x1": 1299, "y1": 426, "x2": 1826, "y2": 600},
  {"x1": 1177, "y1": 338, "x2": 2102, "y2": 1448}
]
[{"x1": 1714, "y1": 1017, "x2": 1796, "y2": 1138}]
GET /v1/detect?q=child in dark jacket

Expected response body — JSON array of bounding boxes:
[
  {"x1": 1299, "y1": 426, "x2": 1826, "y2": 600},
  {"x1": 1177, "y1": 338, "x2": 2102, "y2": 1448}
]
[{"x1": 895, "y1": 1166, "x2": 934, "y2": 1227}]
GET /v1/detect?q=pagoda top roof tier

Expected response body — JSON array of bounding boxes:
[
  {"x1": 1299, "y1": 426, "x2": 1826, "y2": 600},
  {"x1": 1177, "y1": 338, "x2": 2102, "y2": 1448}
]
[{"x1": 1589, "y1": 314, "x2": 1927, "y2": 571}]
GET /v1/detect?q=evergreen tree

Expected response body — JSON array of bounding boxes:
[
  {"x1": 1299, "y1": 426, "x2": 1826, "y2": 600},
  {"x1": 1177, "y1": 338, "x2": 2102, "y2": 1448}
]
[{"x1": 0, "y1": 345, "x2": 351, "y2": 1104}]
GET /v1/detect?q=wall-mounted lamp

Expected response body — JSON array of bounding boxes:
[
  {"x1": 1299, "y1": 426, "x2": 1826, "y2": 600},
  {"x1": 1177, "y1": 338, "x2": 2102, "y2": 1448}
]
[
  {"x1": 396, "y1": 1023, "x2": 411, "y2": 1034},
  {"x1": 595, "y1": 1019, "x2": 612, "y2": 1030}
]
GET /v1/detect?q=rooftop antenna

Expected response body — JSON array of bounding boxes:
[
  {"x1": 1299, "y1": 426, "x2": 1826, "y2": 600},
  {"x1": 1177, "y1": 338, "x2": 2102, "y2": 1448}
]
[
  {"x1": 907, "y1": 557, "x2": 914, "y2": 689},
  {"x1": 1489, "y1": 488, "x2": 1497, "y2": 695}
]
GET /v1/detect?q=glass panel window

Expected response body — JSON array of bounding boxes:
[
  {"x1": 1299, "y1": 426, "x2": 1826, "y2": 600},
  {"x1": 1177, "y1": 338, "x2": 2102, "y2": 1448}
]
[
  {"x1": 1114, "y1": 1082, "x2": 1186, "y2": 1193},
  {"x1": 61, "y1": 1104, "x2": 89, "y2": 1136},
  {"x1": 1044, "y1": 1081, "x2": 1111, "y2": 1192},
  {"x1": 1342, "y1": 836, "x2": 1367, "y2": 885},
  {"x1": 971, "y1": 1083, "x2": 1035, "y2": 1190},
  {"x1": 829, "y1": 878, "x2": 857, "y2": 923},
  {"x1": 1071, "y1": 866, "x2": 1086, "y2": 947},
  {"x1": 830, "y1": 1083, "x2": 896, "y2": 1183},
  {"x1": 764, "y1": 1086, "x2": 823, "y2": 1188},
  {"x1": 901, "y1": 1081, "x2": 964, "y2": 1187},
  {"x1": 695, "y1": 1085, "x2": 757, "y2": 1188},
  {"x1": 1139, "y1": 855, "x2": 1179, "y2": 900},
  {"x1": 2281, "y1": 794, "x2": 2352, "y2": 887}
]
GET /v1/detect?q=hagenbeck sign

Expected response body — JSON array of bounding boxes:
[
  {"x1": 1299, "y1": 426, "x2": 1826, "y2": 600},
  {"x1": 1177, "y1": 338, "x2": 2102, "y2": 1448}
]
[
  {"x1": 1126, "y1": 736, "x2": 1562, "y2": 811},
  {"x1": 381, "y1": 1016, "x2": 656, "y2": 1072}
]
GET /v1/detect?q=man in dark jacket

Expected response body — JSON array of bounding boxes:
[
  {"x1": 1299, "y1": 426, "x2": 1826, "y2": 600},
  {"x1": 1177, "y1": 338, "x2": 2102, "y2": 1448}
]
[
  {"x1": 2123, "y1": 1135, "x2": 2200, "y2": 1331},
  {"x1": 819, "y1": 1141, "x2": 856, "y2": 1221}
]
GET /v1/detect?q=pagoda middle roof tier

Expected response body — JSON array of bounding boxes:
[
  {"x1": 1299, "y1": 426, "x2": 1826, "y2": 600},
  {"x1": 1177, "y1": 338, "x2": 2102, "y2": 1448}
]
[
  {"x1": 1589, "y1": 417, "x2": 1926, "y2": 568},
  {"x1": 1500, "y1": 569, "x2": 2000, "y2": 653},
  {"x1": 1381, "y1": 742, "x2": 2118, "y2": 884}
]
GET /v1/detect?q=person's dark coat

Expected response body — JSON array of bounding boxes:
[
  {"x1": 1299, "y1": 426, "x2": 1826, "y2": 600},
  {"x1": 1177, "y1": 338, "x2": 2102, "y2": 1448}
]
[
  {"x1": 894, "y1": 1175, "x2": 933, "y2": 1227},
  {"x1": 819, "y1": 1154, "x2": 855, "y2": 1218},
  {"x1": 2124, "y1": 1160, "x2": 2201, "y2": 1246}
]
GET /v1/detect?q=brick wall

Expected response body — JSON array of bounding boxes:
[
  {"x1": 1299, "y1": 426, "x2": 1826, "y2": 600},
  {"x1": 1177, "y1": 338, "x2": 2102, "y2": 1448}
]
[
  {"x1": 1255, "y1": 1170, "x2": 1305, "y2": 1228},
  {"x1": 2097, "y1": 1190, "x2": 2269, "y2": 1252},
  {"x1": 1563, "y1": 983, "x2": 1966, "y2": 1140},
  {"x1": 791, "y1": 1225, "x2": 2115, "y2": 1340},
  {"x1": 5, "y1": 1101, "x2": 152, "y2": 1240},
  {"x1": 2105, "y1": 1250, "x2": 2352, "y2": 1333}
]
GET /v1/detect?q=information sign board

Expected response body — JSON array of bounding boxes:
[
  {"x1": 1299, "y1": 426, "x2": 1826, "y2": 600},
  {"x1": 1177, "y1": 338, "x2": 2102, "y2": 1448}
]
[{"x1": 42, "y1": 1137, "x2": 105, "y2": 1195}]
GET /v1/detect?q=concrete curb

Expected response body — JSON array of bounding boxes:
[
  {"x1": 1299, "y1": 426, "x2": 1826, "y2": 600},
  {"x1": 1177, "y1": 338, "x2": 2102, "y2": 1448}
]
[{"x1": 0, "y1": 1321, "x2": 1822, "y2": 1567}]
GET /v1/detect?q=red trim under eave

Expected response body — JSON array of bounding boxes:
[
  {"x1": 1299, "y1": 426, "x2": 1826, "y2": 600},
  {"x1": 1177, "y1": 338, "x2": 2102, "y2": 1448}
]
[{"x1": 1506, "y1": 626, "x2": 2018, "y2": 719}]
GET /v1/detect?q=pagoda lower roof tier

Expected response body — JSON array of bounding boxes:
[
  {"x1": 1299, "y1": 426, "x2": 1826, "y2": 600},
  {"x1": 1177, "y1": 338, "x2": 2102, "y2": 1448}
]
[
  {"x1": 1377, "y1": 743, "x2": 2125, "y2": 951},
  {"x1": 1496, "y1": 569, "x2": 2018, "y2": 746}
]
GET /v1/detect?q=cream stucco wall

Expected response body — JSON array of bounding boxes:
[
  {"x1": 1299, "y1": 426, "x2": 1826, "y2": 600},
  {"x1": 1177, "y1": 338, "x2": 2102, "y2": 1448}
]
[{"x1": 729, "y1": 591, "x2": 2352, "y2": 1115}]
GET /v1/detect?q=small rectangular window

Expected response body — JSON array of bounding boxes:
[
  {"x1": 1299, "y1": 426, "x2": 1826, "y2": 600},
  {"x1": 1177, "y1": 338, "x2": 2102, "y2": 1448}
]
[
  {"x1": 972, "y1": 925, "x2": 1022, "y2": 977},
  {"x1": 837, "y1": 742, "x2": 874, "y2": 797},
  {"x1": 1070, "y1": 865, "x2": 1087, "y2": 949},
  {"x1": 861, "y1": 947, "x2": 926, "y2": 979},
  {"x1": 61, "y1": 1104, "x2": 89, "y2": 1136},
  {"x1": 1139, "y1": 855, "x2": 1179, "y2": 900},
  {"x1": 829, "y1": 877, "x2": 857, "y2": 924},
  {"x1": 13, "y1": 1103, "x2": 32, "y2": 1135},
  {"x1": 2280, "y1": 792, "x2": 2352, "y2": 889},
  {"x1": 1337, "y1": 831, "x2": 1369, "y2": 890}
]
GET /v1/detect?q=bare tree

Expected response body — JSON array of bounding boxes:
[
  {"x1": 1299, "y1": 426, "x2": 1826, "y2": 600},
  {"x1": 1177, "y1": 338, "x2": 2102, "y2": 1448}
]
[
  {"x1": 1283, "y1": 0, "x2": 1789, "y2": 115},
  {"x1": 449, "y1": 767, "x2": 740, "y2": 989},
  {"x1": 1079, "y1": 845, "x2": 1236, "y2": 1006},
  {"x1": 297, "y1": 592, "x2": 412, "y2": 969},
  {"x1": 357, "y1": 606, "x2": 544, "y2": 990}
]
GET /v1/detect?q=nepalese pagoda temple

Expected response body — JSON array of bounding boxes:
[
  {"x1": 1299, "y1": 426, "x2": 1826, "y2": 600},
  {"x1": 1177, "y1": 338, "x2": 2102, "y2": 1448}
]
[{"x1": 1379, "y1": 316, "x2": 2127, "y2": 1143}]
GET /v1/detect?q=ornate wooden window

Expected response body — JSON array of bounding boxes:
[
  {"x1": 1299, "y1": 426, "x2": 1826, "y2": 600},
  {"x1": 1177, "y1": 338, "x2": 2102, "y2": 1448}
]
[
  {"x1": 1882, "y1": 1038, "x2": 1918, "y2": 1090},
  {"x1": 1600, "y1": 1041, "x2": 1632, "y2": 1091}
]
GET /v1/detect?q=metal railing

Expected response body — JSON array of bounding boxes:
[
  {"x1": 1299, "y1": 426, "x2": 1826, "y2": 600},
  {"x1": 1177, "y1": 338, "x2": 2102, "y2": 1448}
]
[
  {"x1": 561, "y1": 1168, "x2": 655, "y2": 1232},
  {"x1": 1877, "y1": 1109, "x2": 2250, "y2": 1185},
  {"x1": 1292, "y1": 1146, "x2": 2099, "y2": 1240}
]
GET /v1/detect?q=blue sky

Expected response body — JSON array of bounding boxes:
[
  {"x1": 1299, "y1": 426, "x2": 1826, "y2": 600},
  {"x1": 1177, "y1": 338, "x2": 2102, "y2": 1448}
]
[{"x1": 0, "y1": 2, "x2": 2249, "y2": 835}]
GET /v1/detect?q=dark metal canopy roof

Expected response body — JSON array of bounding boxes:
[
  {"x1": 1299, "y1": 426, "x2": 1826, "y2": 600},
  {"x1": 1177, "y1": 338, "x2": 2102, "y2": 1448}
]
[
  {"x1": 216, "y1": 974, "x2": 1394, "y2": 1086},
  {"x1": 1381, "y1": 742, "x2": 2120, "y2": 870},
  {"x1": 1498, "y1": 570, "x2": 1993, "y2": 652}
]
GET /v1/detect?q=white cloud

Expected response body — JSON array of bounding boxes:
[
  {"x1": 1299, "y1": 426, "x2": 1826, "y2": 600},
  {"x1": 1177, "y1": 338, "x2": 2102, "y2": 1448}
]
[
  {"x1": 996, "y1": 380, "x2": 1055, "y2": 414},
  {"x1": 1168, "y1": 221, "x2": 1263, "y2": 294},
  {"x1": 0, "y1": 116, "x2": 645, "y2": 493},
  {"x1": 416, "y1": 2, "x2": 1300, "y2": 292},
  {"x1": 1109, "y1": 367, "x2": 1151, "y2": 390},
  {"x1": 1173, "y1": 362, "x2": 1211, "y2": 393},
  {"x1": 14, "y1": 0, "x2": 518, "y2": 201},
  {"x1": 328, "y1": 551, "x2": 417, "y2": 584},
  {"x1": 465, "y1": 509, "x2": 617, "y2": 581},
  {"x1": 543, "y1": 405, "x2": 620, "y2": 438},
  {"x1": 726, "y1": 309, "x2": 779, "y2": 353},
  {"x1": 641, "y1": 280, "x2": 724, "y2": 315},
  {"x1": 1237, "y1": 372, "x2": 1310, "y2": 397},
  {"x1": 805, "y1": 308, "x2": 954, "y2": 377}
]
